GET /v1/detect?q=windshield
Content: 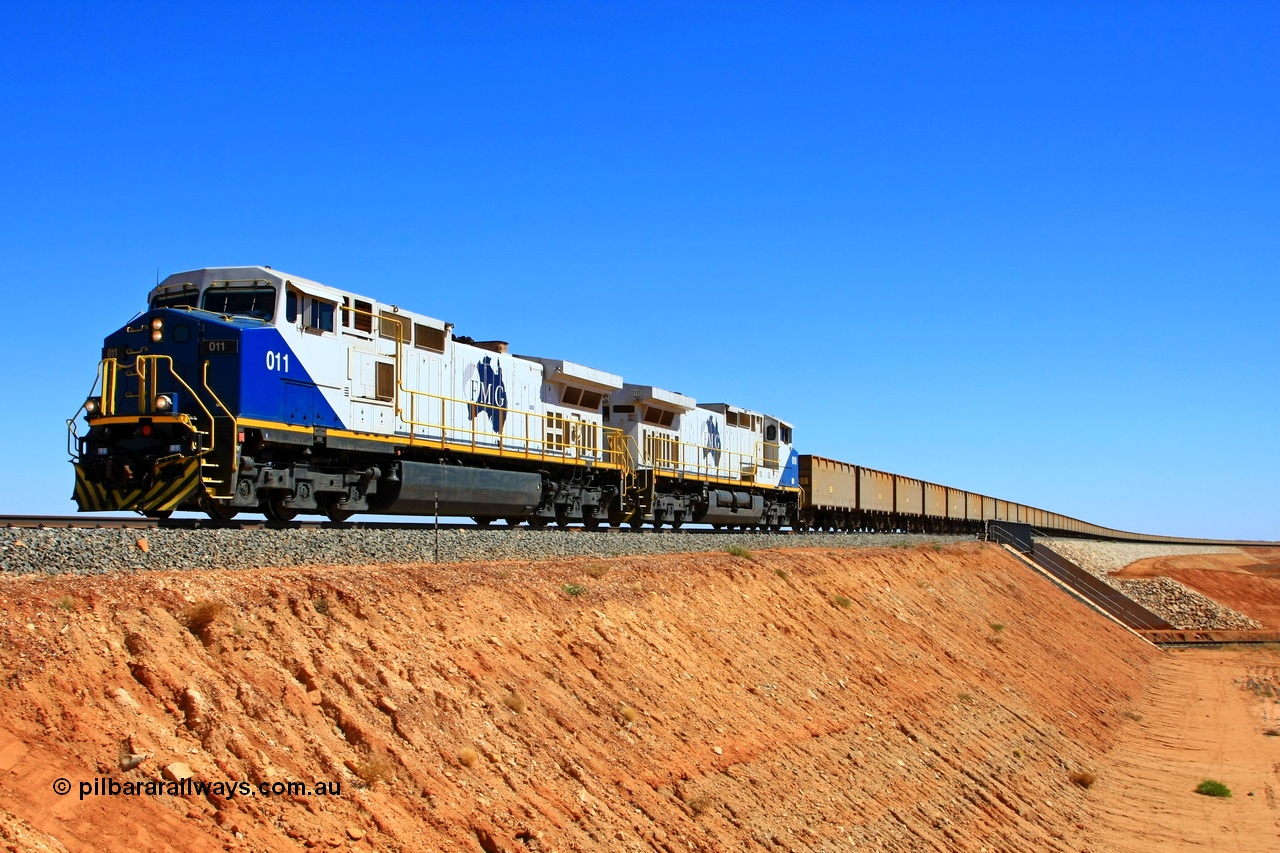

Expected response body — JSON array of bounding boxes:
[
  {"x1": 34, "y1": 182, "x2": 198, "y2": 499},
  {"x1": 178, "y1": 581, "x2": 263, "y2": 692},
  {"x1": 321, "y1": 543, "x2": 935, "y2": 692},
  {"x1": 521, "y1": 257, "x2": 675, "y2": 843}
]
[
  {"x1": 150, "y1": 287, "x2": 199, "y2": 309},
  {"x1": 202, "y1": 283, "x2": 277, "y2": 321}
]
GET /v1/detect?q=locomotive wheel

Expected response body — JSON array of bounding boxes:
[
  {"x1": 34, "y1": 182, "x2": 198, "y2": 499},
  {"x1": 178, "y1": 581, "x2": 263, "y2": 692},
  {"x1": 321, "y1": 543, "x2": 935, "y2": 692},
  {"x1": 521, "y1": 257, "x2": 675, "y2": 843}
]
[
  {"x1": 472, "y1": 516, "x2": 495, "y2": 527},
  {"x1": 324, "y1": 502, "x2": 354, "y2": 523},
  {"x1": 143, "y1": 510, "x2": 173, "y2": 520},
  {"x1": 581, "y1": 507, "x2": 601, "y2": 529},
  {"x1": 262, "y1": 495, "x2": 299, "y2": 522},
  {"x1": 528, "y1": 516, "x2": 550, "y2": 528},
  {"x1": 503, "y1": 517, "x2": 524, "y2": 527}
]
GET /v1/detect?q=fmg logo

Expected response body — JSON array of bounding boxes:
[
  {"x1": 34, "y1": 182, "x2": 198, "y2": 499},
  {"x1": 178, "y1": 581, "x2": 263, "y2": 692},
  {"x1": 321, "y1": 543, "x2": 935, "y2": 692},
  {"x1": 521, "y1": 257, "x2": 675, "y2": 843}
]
[
  {"x1": 466, "y1": 356, "x2": 508, "y2": 432},
  {"x1": 702, "y1": 414, "x2": 722, "y2": 466}
]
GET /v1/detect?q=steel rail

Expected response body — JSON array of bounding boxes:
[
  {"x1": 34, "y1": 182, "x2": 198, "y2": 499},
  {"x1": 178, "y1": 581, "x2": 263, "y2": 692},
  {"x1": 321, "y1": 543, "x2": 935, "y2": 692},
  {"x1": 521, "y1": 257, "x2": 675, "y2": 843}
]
[{"x1": 0, "y1": 514, "x2": 807, "y2": 534}]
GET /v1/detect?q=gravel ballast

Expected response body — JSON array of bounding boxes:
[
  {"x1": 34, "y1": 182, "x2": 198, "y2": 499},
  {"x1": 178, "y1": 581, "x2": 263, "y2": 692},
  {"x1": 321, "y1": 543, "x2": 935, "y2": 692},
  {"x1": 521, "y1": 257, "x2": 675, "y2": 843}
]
[{"x1": 0, "y1": 527, "x2": 971, "y2": 576}]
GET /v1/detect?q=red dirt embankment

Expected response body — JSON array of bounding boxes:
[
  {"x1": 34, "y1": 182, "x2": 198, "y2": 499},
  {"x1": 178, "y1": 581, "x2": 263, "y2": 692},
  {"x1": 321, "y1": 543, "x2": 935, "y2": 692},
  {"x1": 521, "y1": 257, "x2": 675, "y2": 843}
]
[
  {"x1": 0, "y1": 543, "x2": 1160, "y2": 852},
  {"x1": 1113, "y1": 547, "x2": 1280, "y2": 630}
]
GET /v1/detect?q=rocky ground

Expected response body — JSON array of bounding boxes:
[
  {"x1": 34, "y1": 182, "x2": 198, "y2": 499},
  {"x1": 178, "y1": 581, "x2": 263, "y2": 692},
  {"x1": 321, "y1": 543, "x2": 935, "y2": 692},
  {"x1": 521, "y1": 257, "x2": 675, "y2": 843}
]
[{"x1": 1037, "y1": 539, "x2": 1262, "y2": 631}]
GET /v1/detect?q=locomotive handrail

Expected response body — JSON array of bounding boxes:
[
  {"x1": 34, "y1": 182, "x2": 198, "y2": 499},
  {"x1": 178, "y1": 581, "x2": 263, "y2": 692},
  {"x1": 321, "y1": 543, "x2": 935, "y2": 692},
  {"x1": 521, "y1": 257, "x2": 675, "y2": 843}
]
[
  {"x1": 638, "y1": 431, "x2": 781, "y2": 486},
  {"x1": 199, "y1": 360, "x2": 237, "y2": 499},
  {"x1": 65, "y1": 417, "x2": 81, "y2": 460},
  {"x1": 101, "y1": 358, "x2": 118, "y2": 417},
  {"x1": 138, "y1": 356, "x2": 217, "y2": 444},
  {"x1": 394, "y1": 383, "x2": 629, "y2": 469},
  {"x1": 66, "y1": 359, "x2": 116, "y2": 459},
  {"x1": 200, "y1": 359, "x2": 233, "y2": 419}
]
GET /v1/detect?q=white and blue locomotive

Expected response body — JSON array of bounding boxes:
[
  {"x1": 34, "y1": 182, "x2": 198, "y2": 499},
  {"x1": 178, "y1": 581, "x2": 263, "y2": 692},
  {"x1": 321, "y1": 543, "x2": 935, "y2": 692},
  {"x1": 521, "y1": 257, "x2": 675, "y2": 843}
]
[{"x1": 70, "y1": 266, "x2": 801, "y2": 527}]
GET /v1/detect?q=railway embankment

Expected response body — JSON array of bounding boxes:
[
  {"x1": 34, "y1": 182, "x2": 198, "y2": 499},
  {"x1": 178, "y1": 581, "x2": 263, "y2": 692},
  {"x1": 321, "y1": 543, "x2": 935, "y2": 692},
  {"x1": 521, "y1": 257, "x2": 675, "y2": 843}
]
[
  {"x1": 1038, "y1": 539, "x2": 1261, "y2": 631},
  {"x1": 0, "y1": 541, "x2": 1168, "y2": 852}
]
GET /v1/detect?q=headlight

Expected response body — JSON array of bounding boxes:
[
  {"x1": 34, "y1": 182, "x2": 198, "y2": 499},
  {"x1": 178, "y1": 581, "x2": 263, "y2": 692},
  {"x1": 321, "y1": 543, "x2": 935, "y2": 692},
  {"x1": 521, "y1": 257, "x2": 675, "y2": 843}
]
[
  {"x1": 151, "y1": 318, "x2": 164, "y2": 331},
  {"x1": 151, "y1": 329, "x2": 164, "y2": 342},
  {"x1": 84, "y1": 397, "x2": 100, "y2": 415},
  {"x1": 154, "y1": 394, "x2": 173, "y2": 411}
]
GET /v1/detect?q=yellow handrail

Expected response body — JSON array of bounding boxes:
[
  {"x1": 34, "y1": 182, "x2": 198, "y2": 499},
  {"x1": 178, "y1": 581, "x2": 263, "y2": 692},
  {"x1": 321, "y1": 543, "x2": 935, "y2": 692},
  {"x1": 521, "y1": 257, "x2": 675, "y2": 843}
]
[
  {"x1": 139, "y1": 356, "x2": 217, "y2": 446},
  {"x1": 201, "y1": 360, "x2": 233, "y2": 420},
  {"x1": 396, "y1": 382, "x2": 628, "y2": 469},
  {"x1": 101, "y1": 358, "x2": 118, "y2": 416}
]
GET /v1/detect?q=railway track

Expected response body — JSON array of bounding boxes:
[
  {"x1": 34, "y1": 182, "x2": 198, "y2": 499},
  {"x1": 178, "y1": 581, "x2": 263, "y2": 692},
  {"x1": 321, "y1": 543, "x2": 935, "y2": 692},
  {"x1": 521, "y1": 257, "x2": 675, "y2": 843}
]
[{"x1": 0, "y1": 514, "x2": 795, "y2": 534}]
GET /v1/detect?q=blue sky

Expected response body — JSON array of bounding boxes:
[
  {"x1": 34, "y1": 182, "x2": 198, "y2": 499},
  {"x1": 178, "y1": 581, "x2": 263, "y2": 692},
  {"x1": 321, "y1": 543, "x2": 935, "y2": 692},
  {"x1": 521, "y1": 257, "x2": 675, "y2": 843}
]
[{"x1": 1, "y1": 1, "x2": 1275, "y2": 538}]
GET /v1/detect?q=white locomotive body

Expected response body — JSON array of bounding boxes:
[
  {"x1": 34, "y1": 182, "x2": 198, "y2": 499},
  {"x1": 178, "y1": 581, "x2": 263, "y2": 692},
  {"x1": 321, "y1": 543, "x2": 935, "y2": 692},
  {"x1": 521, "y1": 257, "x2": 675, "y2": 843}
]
[{"x1": 70, "y1": 266, "x2": 800, "y2": 528}]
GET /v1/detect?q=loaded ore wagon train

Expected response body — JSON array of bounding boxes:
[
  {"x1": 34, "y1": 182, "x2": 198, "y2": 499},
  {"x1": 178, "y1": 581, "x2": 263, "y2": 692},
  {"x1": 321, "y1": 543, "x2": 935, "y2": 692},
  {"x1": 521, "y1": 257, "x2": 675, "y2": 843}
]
[{"x1": 66, "y1": 267, "x2": 1211, "y2": 543}]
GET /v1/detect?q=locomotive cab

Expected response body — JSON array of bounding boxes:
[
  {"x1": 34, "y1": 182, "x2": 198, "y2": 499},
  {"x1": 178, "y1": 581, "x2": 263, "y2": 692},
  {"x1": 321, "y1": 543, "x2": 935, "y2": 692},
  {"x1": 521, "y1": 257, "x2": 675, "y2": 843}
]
[{"x1": 70, "y1": 270, "x2": 297, "y2": 517}]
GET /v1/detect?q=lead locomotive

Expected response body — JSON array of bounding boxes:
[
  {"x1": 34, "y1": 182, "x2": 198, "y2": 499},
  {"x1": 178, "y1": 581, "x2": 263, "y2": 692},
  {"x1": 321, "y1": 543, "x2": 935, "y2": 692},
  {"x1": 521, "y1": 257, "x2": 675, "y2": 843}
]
[{"x1": 69, "y1": 267, "x2": 801, "y2": 527}]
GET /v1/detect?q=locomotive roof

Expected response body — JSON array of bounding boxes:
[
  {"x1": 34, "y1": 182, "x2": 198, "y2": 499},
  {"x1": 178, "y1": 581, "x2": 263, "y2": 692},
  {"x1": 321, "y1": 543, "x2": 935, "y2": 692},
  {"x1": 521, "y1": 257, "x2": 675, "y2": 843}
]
[
  {"x1": 153, "y1": 266, "x2": 335, "y2": 297},
  {"x1": 149, "y1": 266, "x2": 449, "y2": 330}
]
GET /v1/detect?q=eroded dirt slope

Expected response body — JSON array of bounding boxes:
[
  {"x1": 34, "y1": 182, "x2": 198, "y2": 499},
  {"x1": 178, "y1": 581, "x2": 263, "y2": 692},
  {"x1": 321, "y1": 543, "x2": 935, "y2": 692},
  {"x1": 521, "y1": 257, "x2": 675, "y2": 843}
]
[{"x1": 0, "y1": 543, "x2": 1160, "y2": 852}]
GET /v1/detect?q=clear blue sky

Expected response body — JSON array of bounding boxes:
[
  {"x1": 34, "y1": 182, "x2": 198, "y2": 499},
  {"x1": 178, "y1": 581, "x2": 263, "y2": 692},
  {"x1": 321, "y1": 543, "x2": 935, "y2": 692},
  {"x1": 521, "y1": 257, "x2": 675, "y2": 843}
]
[{"x1": 1, "y1": 1, "x2": 1275, "y2": 539}]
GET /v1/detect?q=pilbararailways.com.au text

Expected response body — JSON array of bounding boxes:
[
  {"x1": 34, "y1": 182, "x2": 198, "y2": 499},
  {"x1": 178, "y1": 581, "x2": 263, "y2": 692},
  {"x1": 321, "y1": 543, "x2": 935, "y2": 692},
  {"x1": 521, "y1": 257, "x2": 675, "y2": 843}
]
[{"x1": 71, "y1": 777, "x2": 341, "y2": 800}]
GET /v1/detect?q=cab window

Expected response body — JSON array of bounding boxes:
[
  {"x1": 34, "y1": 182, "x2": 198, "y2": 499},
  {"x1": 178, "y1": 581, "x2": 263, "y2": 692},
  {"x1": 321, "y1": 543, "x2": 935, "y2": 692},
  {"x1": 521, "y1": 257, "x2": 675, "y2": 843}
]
[
  {"x1": 308, "y1": 299, "x2": 335, "y2": 333},
  {"x1": 150, "y1": 286, "x2": 199, "y2": 309},
  {"x1": 202, "y1": 282, "x2": 277, "y2": 321}
]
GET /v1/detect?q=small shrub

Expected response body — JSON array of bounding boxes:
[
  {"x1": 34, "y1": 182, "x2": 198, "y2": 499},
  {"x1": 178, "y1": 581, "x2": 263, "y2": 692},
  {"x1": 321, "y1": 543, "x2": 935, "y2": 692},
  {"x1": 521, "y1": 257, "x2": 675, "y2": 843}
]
[
  {"x1": 459, "y1": 747, "x2": 478, "y2": 768},
  {"x1": 502, "y1": 690, "x2": 527, "y2": 715},
  {"x1": 617, "y1": 704, "x2": 638, "y2": 724},
  {"x1": 1123, "y1": 710, "x2": 1143, "y2": 722},
  {"x1": 1195, "y1": 779, "x2": 1231, "y2": 798},
  {"x1": 726, "y1": 545, "x2": 753, "y2": 561},
  {"x1": 685, "y1": 794, "x2": 713, "y2": 817},
  {"x1": 54, "y1": 594, "x2": 75, "y2": 612},
  {"x1": 495, "y1": 570, "x2": 510, "y2": 580},
  {"x1": 958, "y1": 692, "x2": 973, "y2": 704},
  {"x1": 931, "y1": 542, "x2": 944, "y2": 552},
  {"x1": 1069, "y1": 770, "x2": 1096, "y2": 789},
  {"x1": 1012, "y1": 749, "x2": 1022, "y2": 759},
  {"x1": 989, "y1": 623, "x2": 1005, "y2": 633},
  {"x1": 562, "y1": 583, "x2": 586, "y2": 597},
  {"x1": 583, "y1": 563, "x2": 609, "y2": 579},
  {"x1": 351, "y1": 757, "x2": 392, "y2": 784},
  {"x1": 774, "y1": 568, "x2": 789, "y2": 580},
  {"x1": 183, "y1": 601, "x2": 227, "y2": 638},
  {"x1": 1243, "y1": 677, "x2": 1277, "y2": 699},
  {"x1": 831, "y1": 595, "x2": 852, "y2": 608},
  {"x1": 312, "y1": 598, "x2": 330, "y2": 616}
]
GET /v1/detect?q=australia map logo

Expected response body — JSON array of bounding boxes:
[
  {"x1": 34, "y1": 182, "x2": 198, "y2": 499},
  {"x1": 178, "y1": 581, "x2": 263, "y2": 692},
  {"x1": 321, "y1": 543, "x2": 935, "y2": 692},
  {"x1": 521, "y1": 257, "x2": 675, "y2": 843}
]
[
  {"x1": 702, "y1": 414, "x2": 722, "y2": 466},
  {"x1": 466, "y1": 356, "x2": 508, "y2": 432}
]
